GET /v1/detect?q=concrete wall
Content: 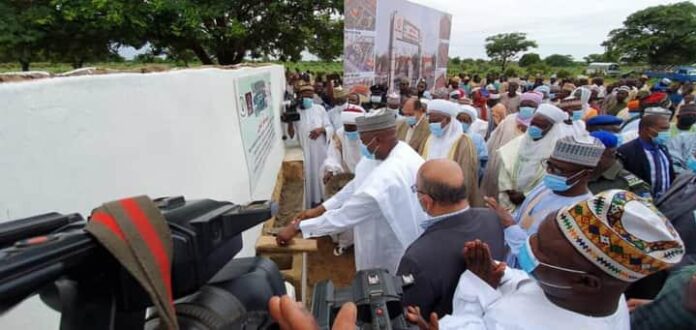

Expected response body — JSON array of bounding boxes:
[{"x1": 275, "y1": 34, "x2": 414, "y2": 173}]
[{"x1": 0, "y1": 66, "x2": 286, "y2": 328}]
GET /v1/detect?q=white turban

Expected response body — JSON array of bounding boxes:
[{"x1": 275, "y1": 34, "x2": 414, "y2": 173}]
[
  {"x1": 427, "y1": 99, "x2": 458, "y2": 117},
  {"x1": 457, "y1": 104, "x2": 478, "y2": 121},
  {"x1": 340, "y1": 105, "x2": 366, "y2": 125},
  {"x1": 535, "y1": 103, "x2": 567, "y2": 123}
]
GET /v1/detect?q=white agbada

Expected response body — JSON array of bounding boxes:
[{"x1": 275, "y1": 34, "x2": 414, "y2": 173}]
[
  {"x1": 321, "y1": 106, "x2": 365, "y2": 175},
  {"x1": 326, "y1": 103, "x2": 346, "y2": 132},
  {"x1": 294, "y1": 103, "x2": 334, "y2": 208},
  {"x1": 299, "y1": 141, "x2": 426, "y2": 273},
  {"x1": 438, "y1": 268, "x2": 630, "y2": 330}
]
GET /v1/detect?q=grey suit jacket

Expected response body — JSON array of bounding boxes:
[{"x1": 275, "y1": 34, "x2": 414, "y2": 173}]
[{"x1": 657, "y1": 173, "x2": 696, "y2": 267}]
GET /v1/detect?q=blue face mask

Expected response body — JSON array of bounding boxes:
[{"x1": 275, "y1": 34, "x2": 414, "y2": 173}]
[
  {"x1": 629, "y1": 112, "x2": 641, "y2": 119},
  {"x1": 653, "y1": 131, "x2": 670, "y2": 145},
  {"x1": 519, "y1": 106, "x2": 535, "y2": 120},
  {"x1": 543, "y1": 170, "x2": 585, "y2": 192},
  {"x1": 460, "y1": 122, "x2": 471, "y2": 133},
  {"x1": 688, "y1": 156, "x2": 696, "y2": 173},
  {"x1": 572, "y1": 110, "x2": 583, "y2": 121},
  {"x1": 527, "y1": 125, "x2": 544, "y2": 140},
  {"x1": 406, "y1": 116, "x2": 417, "y2": 127},
  {"x1": 614, "y1": 133, "x2": 624, "y2": 146},
  {"x1": 360, "y1": 138, "x2": 377, "y2": 159},
  {"x1": 430, "y1": 122, "x2": 445, "y2": 137},
  {"x1": 518, "y1": 236, "x2": 586, "y2": 289},
  {"x1": 302, "y1": 98, "x2": 314, "y2": 109},
  {"x1": 345, "y1": 131, "x2": 359, "y2": 141}
]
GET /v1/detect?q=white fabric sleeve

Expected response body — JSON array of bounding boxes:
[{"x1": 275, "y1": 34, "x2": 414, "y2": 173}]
[
  {"x1": 320, "y1": 106, "x2": 334, "y2": 144},
  {"x1": 321, "y1": 136, "x2": 345, "y2": 175},
  {"x1": 504, "y1": 224, "x2": 528, "y2": 256},
  {"x1": 322, "y1": 179, "x2": 355, "y2": 210},
  {"x1": 300, "y1": 191, "x2": 376, "y2": 238},
  {"x1": 438, "y1": 270, "x2": 503, "y2": 330}
]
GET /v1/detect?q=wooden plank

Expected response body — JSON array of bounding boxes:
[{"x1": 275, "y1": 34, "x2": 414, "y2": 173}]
[{"x1": 256, "y1": 235, "x2": 318, "y2": 253}]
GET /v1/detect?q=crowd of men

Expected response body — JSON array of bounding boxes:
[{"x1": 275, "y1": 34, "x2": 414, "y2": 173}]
[{"x1": 272, "y1": 71, "x2": 696, "y2": 329}]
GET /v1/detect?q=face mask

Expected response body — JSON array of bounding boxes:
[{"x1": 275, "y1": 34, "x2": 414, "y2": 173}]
[
  {"x1": 460, "y1": 122, "x2": 470, "y2": 133},
  {"x1": 687, "y1": 156, "x2": 696, "y2": 173},
  {"x1": 370, "y1": 96, "x2": 382, "y2": 104},
  {"x1": 302, "y1": 98, "x2": 313, "y2": 109},
  {"x1": 653, "y1": 131, "x2": 670, "y2": 145},
  {"x1": 614, "y1": 133, "x2": 624, "y2": 146},
  {"x1": 629, "y1": 112, "x2": 641, "y2": 119},
  {"x1": 678, "y1": 116, "x2": 696, "y2": 128},
  {"x1": 543, "y1": 170, "x2": 584, "y2": 192},
  {"x1": 518, "y1": 236, "x2": 586, "y2": 289},
  {"x1": 527, "y1": 125, "x2": 544, "y2": 140},
  {"x1": 406, "y1": 116, "x2": 417, "y2": 127},
  {"x1": 360, "y1": 138, "x2": 377, "y2": 159},
  {"x1": 572, "y1": 110, "x2": 583, "y2": 121},
  {"x1": 519, "y1": 106, "x2": 535, "y2": 120},
  {"x1": 429, "y1": 122, "x2": 445, "y2": 137},
  {"x1": 345, "y1": 131, "x2": 359, "y2": 141}
]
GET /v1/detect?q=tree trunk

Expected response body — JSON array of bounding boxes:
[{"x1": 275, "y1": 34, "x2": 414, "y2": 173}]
[
  {"x1": 190, "y1": 43, "x2": 214, "y2": 65},
  {"x1": 20, "y1": 60, "x2": 30, "y2": 72},
  {"x1": 72, "y1": 58, "x2": 84, "y2": 69}
]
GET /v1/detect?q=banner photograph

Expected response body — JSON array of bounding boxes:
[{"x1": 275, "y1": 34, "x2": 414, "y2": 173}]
[{"x1": 344, "y1": 0, "x2": 452, "y2": 93}]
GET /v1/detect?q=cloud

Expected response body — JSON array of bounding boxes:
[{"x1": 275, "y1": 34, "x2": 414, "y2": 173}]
[{"x1": 408, "y1": 0, "x2": 674, "y2": 60}]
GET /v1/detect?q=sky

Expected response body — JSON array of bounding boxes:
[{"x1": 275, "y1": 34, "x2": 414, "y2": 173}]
[{"x1": 407, "y1": 0, "x2": 677, "y2": 61}]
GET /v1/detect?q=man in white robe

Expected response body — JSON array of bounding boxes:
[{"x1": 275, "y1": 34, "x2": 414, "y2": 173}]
[
  {"x1": 326, "y1": 87, "x2": 348, "y2": 132},
  {"x1": 320, "y1": 104, "x2": 365, "y2": 255},
  {"x1": 288, "y1": 84, "x2": 334, "y2": 208},
  {"x1": 425, "y1": 190, "x2": 685, "y2": 330},
  {"x1": 496, "y1": 104, "x2": 567, "y2": 212},
  {"x1": 276, "y1": 109, "x2": 425, "y2": 274}
]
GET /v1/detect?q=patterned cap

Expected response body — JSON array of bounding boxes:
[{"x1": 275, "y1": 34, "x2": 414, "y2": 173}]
[
  {"x1": 299, "y1": 84, "x2": 314, "y2": 92},
  {"x1": 643, "y1": 107, "x2": 672, "y2": 119},
  {"x1": 356, "y1": 108, "x2": 397, "y2": 133},
  {"x1": 333, "y1": 87, "x2": 348, "y2": 98},
  {"x1": 551, "y1": 135, "x2": 606, "y2": 167},
  {"x1": 556, "y1": 190, "x2": 684, "y2": 282}
]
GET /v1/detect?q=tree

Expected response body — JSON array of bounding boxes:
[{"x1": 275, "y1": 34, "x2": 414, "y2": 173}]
[
  {"x1": 518, "y1": 53, "x2": 541, "y2": 67},
  {"x1": 583, "y1": 53, "x2": 606, "y2": 64},
  {"x1": 602, "y1": 2, "x2": 696, "y2": 65},
  {"x1": 143, "y1": 0, "x2": 343, "y2": 65},
  {"x1": 0, "y1": 1, "x2": 53, "y2": 71},
  {"x1": 485, "y1": 33, "x2": 537, "y2": 71},
  {"x1": 544, "y1": 54, "x2": 574, "y2": 67}
]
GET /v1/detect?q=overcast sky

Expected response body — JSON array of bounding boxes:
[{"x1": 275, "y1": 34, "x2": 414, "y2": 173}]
[{"x1": 408, "y1": 0, "x2": 676, "y2": 61}]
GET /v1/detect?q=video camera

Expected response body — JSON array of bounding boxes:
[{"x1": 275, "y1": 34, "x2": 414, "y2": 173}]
[
  {"x1": 312, "y1": 269, "x2": 415, "y2": 330},
  {"x1": 281, "y1": 91, "x2": 301, "y2": 123},
  {"x1": 0, "y1": 197, "x2": 285, "y2": 330}
]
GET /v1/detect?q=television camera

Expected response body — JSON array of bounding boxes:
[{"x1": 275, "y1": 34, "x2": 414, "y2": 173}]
[{"x1": 0, "y1": 197, "x2": 285, "y2": 330}]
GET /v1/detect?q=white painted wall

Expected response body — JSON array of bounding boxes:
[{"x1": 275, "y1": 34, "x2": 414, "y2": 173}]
[{"x1": 0, "y1": 66, "x2": 286, "y2": 328}]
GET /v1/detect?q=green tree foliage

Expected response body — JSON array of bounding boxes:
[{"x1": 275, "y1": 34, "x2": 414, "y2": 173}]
[
  {"x1": 518, "y1": 53, "x2": 541, "y2": 67},
  {"x1": 544, "y1": 54, "x2": 574, "y2": 67},
  {"x1": 143, "y1": 0, "x2": 342, "y2": 65},
  {"x1": 485, "y1": 33, "x2": 537, "y2": 71},
  {"x1": 0, "y1": 1, "x2": 53, "y2": 71},
  {"x1": 556, "y1": 69, "x2": 572, "y2": 79},
  {"x1": 603, "y1": 2, "x2": 696, "y2": 65}
]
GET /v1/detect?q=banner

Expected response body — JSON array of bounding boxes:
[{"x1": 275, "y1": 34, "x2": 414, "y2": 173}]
[
  {"x1": 344, "y1": 0, "x2": 452, "y2": 93},
  {"x1": 235, "y1": 72, "x2": 276, "y2": 193}
]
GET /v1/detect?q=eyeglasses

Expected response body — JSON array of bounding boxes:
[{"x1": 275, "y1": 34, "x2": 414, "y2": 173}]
[{"x1": 541, "y1": 159, "x2": 587, "y2": 178}]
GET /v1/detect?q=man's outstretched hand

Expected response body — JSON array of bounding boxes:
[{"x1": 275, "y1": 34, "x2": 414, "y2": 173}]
[
  {"x1": 276, "y1": 206, "x2": 326, "y2": 246},
  {"x1": 269, "y1": 295, "x2": 356, "y2": 330},
  {"x1": 405, "y1": 306, "x2": 439, "y2": 330},
  {"x1": 463, "y1": 240, "x2": 506, "y2": 289},
  {"x1": 484, "y1": 196, "x2": 515, "y2": 228}
]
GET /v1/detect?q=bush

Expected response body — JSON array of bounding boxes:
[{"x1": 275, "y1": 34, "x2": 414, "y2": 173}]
[
  {"x1": 504, "y1": 67, "x2": 518, "y2": 77},
  {"x1": 556, "y1": 69, "x2": 573, "y2": 79}
]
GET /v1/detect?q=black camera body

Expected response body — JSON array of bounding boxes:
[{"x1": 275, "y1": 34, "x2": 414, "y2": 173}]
[
  {"x1": 0, "y1": 197, "x2": 285, "y2": 330},
  {"x1": 312, "y1": 269, "x2": 415, "y2": 330}
]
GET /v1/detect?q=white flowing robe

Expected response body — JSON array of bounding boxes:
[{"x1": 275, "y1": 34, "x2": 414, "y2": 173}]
[
  {"x1": 439, "y1": 268, "x2": 630, "y2": 330},
  {"x1": 299, "y1": 142, "x2": 426, "y2": 273},
  {"x1": 293, "y1": 104, "x2": 333, "y2": 208},
  {"x1": 320, "y1": 128, "x2": 362, "y2": 175}
]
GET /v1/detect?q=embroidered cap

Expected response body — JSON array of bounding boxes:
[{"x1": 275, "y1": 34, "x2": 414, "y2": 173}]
[
  {"x1": 356, "y1": 108, "x2": 397, "y2": 133},
  {"x1": 556, "y1": 190, "x2": 684, "y2": 282},
  {"x1": 550, "y1": 135, "x2": 606, "y2": 167}
]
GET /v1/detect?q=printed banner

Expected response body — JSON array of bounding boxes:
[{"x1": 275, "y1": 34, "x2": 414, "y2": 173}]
[
  {"x1": 235, "y1": 72, "x2": 276, "y2": 193},
  {"x1": 344, "y1": 0, "x2": 452, "y2": 93}
]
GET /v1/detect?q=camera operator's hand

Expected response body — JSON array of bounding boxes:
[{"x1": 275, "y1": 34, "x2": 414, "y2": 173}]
[
  {"x1": 484, "y1": 196, "x2": 515, "y2": 228},
  {"x1": 309, "y1": 127, "x2": 325, "y2": 140},
  {"x1": 405, "y1": 306, "x2": 439, "y2": 330},
  {"x1": 269, "y1": 295, "x2": 356, "y2": 330},
  {"x1": 463, "y1": 240, "x2": 506, "y2": 289}
]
